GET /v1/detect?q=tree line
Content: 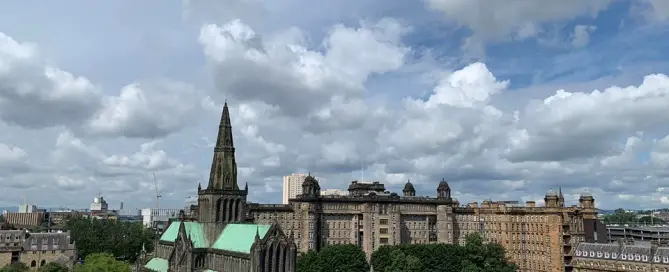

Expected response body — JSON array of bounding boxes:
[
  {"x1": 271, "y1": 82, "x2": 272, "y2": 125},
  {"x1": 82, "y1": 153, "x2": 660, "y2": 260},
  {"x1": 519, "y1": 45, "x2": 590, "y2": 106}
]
[
  {"x1": 0, "y1": 254, "x2": 130, "y2": 272},
  {"x1": 601, "y1": 208, "x2": 667, "y2": 225},
  {"x1": 65, "y1": 217, "x2": 156, "y2": 263},
  {"x1": 1, "y1": 217, "x2": 152, "y2": 272},
  {"x1": 297, "y1": 233, "x2": 517, "y2": 272}
]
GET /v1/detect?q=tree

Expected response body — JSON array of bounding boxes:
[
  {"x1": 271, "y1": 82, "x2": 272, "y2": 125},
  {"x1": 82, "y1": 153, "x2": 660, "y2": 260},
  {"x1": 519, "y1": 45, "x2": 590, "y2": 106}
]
[
  {"x1": 462, "y1": 233, "x2": 516, "y2": 272},
  {"x1": 38, "y1": 262, "x2": 69, "y2": 272},
  {"x1": 296, "y1": 250, "x2": 319, "y2": 272},
  {"x1": 65, "y1": 217, "x2": 155, "y2": 262},
  {"x1": 405, "y1": 255, "x2": 423, "y2": 272},
  {"x1": 73, "y1": 253, "x2": 131, "y2": 272},
  {"x1": 296, "y1": 244, "x2": 369, "y2": 272},
  {"x1": 0, "y1": 263, "x2": 29, "y2": 272},
  {"x1": 370, "y1": 234, "x2": 515, "y2": 272},
  {"x1": 386, "y1": 249, "x2": 423, "y2": 272}
]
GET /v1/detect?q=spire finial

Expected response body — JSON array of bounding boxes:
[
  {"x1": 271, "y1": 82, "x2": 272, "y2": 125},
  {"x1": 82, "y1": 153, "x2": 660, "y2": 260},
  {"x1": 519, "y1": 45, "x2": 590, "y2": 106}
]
[{"x1": 254, "y1": 226, "x2": 261, "y2": 241}]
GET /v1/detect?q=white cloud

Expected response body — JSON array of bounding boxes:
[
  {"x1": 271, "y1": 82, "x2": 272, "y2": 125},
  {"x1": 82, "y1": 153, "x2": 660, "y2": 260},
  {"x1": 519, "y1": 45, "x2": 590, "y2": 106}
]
[
  {"x1": 424, "y1": 0, "x2": 612, "y2": 53},
  {"x1": 0, "y1": 31, "x2": 204, "y2": 139},
  {"x1": 571, "y1": 25, "x2": 597, "y2": 48},
  {"x1": 1, "y1": 1, "x2": 669, "y2": 211}
]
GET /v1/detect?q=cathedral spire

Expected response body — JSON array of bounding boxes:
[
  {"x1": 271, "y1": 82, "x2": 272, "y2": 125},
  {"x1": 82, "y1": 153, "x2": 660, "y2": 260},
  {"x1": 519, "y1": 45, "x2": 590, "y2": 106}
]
[{"x1": 206, "y1": 102, "x2": 239, "y2": 190}]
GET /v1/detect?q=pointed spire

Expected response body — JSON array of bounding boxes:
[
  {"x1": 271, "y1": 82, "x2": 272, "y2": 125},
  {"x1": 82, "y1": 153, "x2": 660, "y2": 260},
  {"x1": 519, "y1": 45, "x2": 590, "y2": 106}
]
[
  {"x1": 254, "y1": 226, "x2": 261, "y2": 242},
  {"x1": 215, "y1": 101, "x2": 234, "y2": 149},
  {"x1": 197, "y1": 182, "x2": 201, "y2": 190},
  {"x1": 207, "y1": 102, "x2": 239, "y2": 190},
  {"x1": 245, "y1": 182, "x2": 248, "y2": 191}
]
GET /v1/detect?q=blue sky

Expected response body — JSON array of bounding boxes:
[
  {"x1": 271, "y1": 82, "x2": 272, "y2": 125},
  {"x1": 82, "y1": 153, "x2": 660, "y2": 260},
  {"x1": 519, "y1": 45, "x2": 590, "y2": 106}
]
[{"x1": 0, "y1": 0, "x2": 669, "y2": 210}]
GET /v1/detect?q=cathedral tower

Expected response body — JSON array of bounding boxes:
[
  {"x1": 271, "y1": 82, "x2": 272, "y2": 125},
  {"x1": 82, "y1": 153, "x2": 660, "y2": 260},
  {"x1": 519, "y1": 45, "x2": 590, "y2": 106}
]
[{"x1": 197, "y1": 102, "x2": 248, "y2": 225}]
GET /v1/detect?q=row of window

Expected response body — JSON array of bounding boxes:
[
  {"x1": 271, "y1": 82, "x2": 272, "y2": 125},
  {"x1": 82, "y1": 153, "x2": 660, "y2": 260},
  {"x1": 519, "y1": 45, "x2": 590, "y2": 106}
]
[{"x1": 576, "y1": 250, "x2": 669, "y2": 263}]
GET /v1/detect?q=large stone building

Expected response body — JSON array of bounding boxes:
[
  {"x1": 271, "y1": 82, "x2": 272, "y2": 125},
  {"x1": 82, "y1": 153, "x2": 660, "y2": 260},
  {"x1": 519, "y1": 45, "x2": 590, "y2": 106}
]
[
  {"x1": 0, "y1": 229, "x2": 77, "y2": 270},
  {"x1": 143, "y1": 103, "x2": 296, "y2": 272},
  {"x1": 573, "y1": 240, "x2": 669, "y2": 271},
  {"x1": 250, "y1": 177, "x2": 606, "y2": 272}
]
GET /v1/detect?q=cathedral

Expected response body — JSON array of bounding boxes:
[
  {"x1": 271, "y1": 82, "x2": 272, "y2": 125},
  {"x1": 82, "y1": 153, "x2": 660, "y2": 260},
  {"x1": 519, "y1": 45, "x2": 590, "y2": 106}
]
[{"x1": 143, "y1": 103, "x2": 297, "y2": 272}]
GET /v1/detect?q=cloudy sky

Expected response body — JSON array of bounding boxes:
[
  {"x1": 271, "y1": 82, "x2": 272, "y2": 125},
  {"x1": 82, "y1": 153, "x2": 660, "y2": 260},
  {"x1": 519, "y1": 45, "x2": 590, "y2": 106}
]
[{"x1": 0, "y1": 0, "x2": 668, "y2": 211}]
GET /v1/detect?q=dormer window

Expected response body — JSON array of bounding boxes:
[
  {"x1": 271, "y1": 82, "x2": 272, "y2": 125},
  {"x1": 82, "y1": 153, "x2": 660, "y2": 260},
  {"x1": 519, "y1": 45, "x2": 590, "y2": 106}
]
[
  {"x1": 597, "y1": 252, "x2": 603, "y2": 258},
  {"x1": 629, "y1": 254, "x2": 634, "y2": 260},
  {"x1": 654, "y1": 256, "x2": 660, "y2": 262},
  {"x1": 612, "y1": 253, "x2": 618, "y2": 258},
  {"x1": 590, "y1": 251, "x2": 595, "y2": 257},
  {"x1": 642, "y1": 255, "x2": 648, "y2": 261},
  {"x1": 635, "y1": 254, "x2": 640, "y2": 261},
  {"x1": 622, "y1": 254, "x2": 627, "y2": 260},
  {"x1": 663, "y1": 257, "x2": 669, "y2": 263},
  {"x1": 604, "y1": 252, "x2": 610, "y2": 258},
  {"x1": 576, "y1": 250, "x2": 581, "y2": 256}
]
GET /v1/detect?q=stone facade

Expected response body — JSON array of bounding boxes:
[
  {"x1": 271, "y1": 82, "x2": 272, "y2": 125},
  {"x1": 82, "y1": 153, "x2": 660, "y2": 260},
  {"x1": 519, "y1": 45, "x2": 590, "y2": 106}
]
[
  {"x1": 143, "y1": 102, "x2": 296, "y2": 272},
  {"x1": 573, "y1": 240, "x2": 669, "y2": 271},
  {"x1": 0, "y1": 230, "x2": 77, "y2": 270},
  {"x1": 250, "y1": 179, "x2": 604, "y2": 272}
]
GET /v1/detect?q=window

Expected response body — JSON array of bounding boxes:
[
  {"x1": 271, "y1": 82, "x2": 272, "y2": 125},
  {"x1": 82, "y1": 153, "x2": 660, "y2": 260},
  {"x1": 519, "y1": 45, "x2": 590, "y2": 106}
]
[
  {"x1": 380, "y1": 238, "x2": 389, "y2": 244},
  {"x1": 379, "y1": 219, "x2": 389, "y2": 225},
  {"x1": 40, "y1": 260, "x2": 46, "y2": 267},
  {"x1": 31, "y1": 261, "x2": 36, "y2": 267},
  {"x1": 379, "y1": 228, "x2": 388, "y2": 234}
]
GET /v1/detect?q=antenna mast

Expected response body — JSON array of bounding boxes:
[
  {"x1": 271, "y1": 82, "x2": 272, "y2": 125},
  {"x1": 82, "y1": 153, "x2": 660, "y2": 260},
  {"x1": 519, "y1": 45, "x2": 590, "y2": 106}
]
[
  {"x1": 153, "y1": 173, "x2": 162, "y2": 210},
  {"x1": 361, "y1": 163, "x2": 364, "y2": 183}
]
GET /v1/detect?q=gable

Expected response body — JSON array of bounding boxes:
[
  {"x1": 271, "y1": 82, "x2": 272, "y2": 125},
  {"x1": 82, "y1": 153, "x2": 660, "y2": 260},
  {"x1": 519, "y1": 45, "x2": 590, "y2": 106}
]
[
  {"x1": 159, "y1": 221, "x2": 208, "y2": 248},
  {"x1": 211, "y1": 224, "x2": 271, "y2": 253}
]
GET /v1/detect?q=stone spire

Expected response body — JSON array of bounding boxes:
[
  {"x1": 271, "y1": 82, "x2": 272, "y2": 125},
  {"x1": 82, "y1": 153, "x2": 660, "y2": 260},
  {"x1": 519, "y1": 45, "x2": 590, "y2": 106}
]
[{"x1": 207, "y1": 102, "x2": 239, "y2": 190}]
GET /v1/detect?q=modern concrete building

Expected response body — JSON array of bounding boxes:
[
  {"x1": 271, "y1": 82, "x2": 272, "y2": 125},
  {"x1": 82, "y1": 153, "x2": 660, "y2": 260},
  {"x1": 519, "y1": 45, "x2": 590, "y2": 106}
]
[
  {"x1": 18, "y1": 205, "x2": 37, "y2": 214},
  {"x1": 282, "y1": 174, "x2": 308, "y2": 205},
  {"x1": 607, "y1": 225, "x2": 669, "y2": 244},
  {"x1": 140, "y1": 208, "x2": 182, "y2": 232}
]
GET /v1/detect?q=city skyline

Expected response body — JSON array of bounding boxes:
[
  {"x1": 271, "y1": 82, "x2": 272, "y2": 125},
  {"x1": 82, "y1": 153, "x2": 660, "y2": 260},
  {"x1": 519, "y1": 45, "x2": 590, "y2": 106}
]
[{"x1": 0, "y1": 1, "x2": 669, "y2": 210}]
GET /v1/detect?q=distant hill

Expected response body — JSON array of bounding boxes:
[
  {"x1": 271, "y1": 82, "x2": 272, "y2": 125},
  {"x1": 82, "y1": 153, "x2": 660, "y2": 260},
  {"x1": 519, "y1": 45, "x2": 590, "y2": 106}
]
[
  {"x1": 598, "y1": 209, "x2": 616, "y2": 215},
  {"x1": 0, "y1": 207, "x2": 18, "y2": 213}
]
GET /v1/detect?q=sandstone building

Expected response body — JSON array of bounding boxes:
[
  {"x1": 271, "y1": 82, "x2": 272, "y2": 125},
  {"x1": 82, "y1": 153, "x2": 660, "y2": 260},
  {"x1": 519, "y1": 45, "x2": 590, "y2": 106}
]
[
  {"x1": 0, "y1": 229, "x2": 76, "y2": 270},
  {"x1": 249, "y1": 177, "x2": 606, "y2": 272},
  {"x1": 573, "y1": 240, "x2": 669, "y2": 271},
  {"x1": 143, "y1": 103, "x2": 296, "y2": 272}
]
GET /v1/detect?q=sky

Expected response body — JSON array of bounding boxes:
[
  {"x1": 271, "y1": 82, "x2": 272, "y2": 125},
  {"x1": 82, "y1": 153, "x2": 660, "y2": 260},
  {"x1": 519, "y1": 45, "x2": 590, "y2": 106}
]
[{"x1": 0, "y1": 0, "x2": 668, "y2": 211}]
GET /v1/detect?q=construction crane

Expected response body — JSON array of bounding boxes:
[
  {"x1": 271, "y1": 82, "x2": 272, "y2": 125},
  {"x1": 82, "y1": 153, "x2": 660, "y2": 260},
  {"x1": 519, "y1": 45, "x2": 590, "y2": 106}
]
[{"x1": 153, "y1": 173, "x2": 162, "y2": 210}]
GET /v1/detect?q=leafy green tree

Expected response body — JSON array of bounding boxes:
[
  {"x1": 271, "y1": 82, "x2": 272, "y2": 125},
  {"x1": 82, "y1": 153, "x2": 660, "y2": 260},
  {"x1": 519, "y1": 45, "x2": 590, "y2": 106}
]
[
  {"x1": 370, "y1": 246, "x2": 393, "y2": 271},
  {"x1": 0, "y1": 263, "x2": 29, "y2": 272},
  {"x1": 313, "y1": 244, "x2": 369, "y2": 272},
  {"x1": 386, "y1": 249, "x2": 407, "y2": 272},
  {"x1": 38, "y1": 262, "x2": 69, "y2": 272},
  {"x1": 296, "y1": 250, "x2": 319, "y2": 272},
  {"x1": 462, "y1": 233, "x2": 516, "y2": 272},
  {"x1": 385, "y1": 249, "x2": 423, "y2": 272},
  {"x1": 65, "y1": 218, "x2": 155, "y2": 262},
  {"x1": 73, "y1": 253, "x2": 131, "y2": 272},
  {"x1": 405, "y1": 255, "x2": 423, "y2": 272}
]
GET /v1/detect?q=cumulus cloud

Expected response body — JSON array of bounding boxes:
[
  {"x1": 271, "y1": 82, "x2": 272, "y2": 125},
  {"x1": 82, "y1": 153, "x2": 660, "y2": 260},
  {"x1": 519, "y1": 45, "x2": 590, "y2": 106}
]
[
  {"x1": 1, "y1": 1, "x2": 669, "y2": 210},
  {"x1": 0, "y1": 32, "x2": 204, "y2": 139}
]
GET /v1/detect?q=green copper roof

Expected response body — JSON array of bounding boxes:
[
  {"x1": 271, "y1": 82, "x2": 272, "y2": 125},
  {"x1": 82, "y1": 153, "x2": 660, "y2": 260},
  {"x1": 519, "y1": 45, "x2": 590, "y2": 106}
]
[
  {"x1": 159, "y1": 221, "x2": 208, "y2": 248},
  {"x1": 212, "y1": 224, "x2": 271, "y2": 253},
  {"x1": 145, "y1": 258, "x2": 168, "y2": 272}
]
